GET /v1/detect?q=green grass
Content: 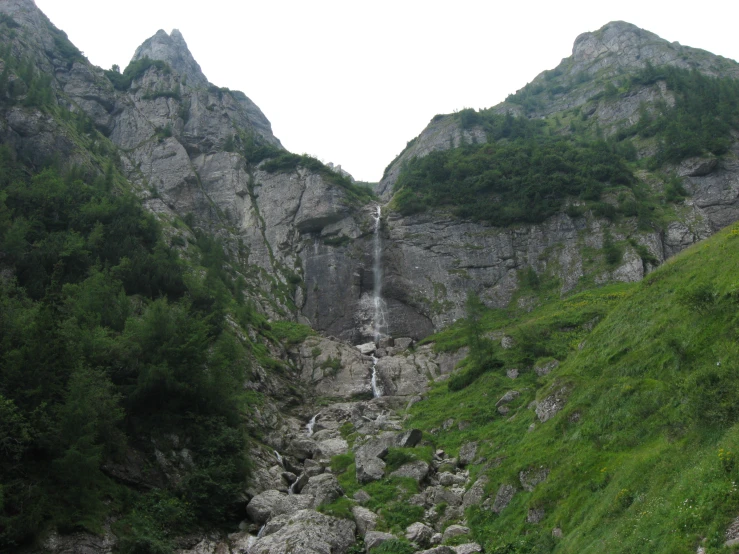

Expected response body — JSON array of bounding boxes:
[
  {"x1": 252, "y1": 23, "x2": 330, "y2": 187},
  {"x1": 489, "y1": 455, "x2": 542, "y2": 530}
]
[{"x1": 400, "y1": 221, "x2": 739, "y2": 553}]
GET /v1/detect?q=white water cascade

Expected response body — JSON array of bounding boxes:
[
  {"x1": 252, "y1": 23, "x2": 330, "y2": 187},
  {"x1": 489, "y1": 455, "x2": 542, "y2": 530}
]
[
  {"x1": 274, "y1": 450, "x2": 284, "y2": 468},
  {"x1": 305, "y1": 414, "x2": 318, "y2": 436},
  {"x1": 370, "y1": 205, "x2": 387, "y2": 398}
]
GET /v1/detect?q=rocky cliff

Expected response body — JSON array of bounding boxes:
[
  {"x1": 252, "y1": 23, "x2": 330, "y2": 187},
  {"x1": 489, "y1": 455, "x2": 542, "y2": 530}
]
[{"x1": 5, "y1": 4, "x2": 739, "y2": 552}]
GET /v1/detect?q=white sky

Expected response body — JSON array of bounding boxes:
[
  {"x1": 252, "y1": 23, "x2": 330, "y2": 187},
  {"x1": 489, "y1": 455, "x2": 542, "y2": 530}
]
[{"x1": 35, "y1": 0, "x2": 739, "y2": 182}]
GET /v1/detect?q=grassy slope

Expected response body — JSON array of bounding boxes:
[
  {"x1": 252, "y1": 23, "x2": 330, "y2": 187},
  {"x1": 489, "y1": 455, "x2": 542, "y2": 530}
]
[{"x1": 404, "y1": 221, "x2": 739, "y2": 553}]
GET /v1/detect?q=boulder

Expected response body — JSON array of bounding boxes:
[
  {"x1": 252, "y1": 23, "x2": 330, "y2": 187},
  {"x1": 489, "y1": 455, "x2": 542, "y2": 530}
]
[
  {"x1": 364, "y1": 531, "x2": 396, "y2": 552},
  {"x1": 495, "y1": 390, "x2": 520, "y2": 407},
  {"x1": 352, "y1": 505, "x2": 378, "y2": 537},
  {"x1": 527, "y1": 507, "x2": 546, "y2": 523},
  {"x1": 357, "y1": 342, "x2": 376, "y2": 355},
  {"x1": 463, "y1": 476, "x2": 489, "y2": 509},
  {"x1": 273, "y1": 494, "x2": 314, "y2": 517},
  {"x1": 535, "y1": 385, "x2": 569, "y2": 423},
  {"x1": 519, "y1": 467, "x2": 549, "y2": 492},
  {"x1": 246, "y1": 490, "x2": 286, "y2": 524},
  {"x1": 458, "y1": 442, "x2": 478, "y2": 466},
  {"x1": 419, "y1": 547, "x2": 455, "y2": 554},
  {"x1": 454, "y1": 544, "x2": 483, "y2": 554},
  {"x1": 396, "y1": 428, "x2": 423, "y2": 448},
  {"x1": 249, "y1": 509, "x2": 356, "y2": 554},
  {"x1": 405, "y1": 521, "x2": 434, "y2": 547},
  {"x1": 390, "y1": 460, "x2": 429, "y2": 483},
  {"x1": 289, "y1": 438, "x2": 319, "y2": 460},
  {"x1": 534, "y1": 359, "x2": 559, "y2": 376},
  {"x1": 300, "y1": 473, "x2": 344, "y2": 507},
  {"x1": 442, "y1": 525, "x2": 470, "y2": 542},
  {"x1": 492, "y1": 484, "x2": 516, "y2": 513},
  {"x1": 356, "y1": 456, "x2": 386, "y2": 484},
  {"x1": 438, "y1": 472, "x2": 466, "y2": 486}
]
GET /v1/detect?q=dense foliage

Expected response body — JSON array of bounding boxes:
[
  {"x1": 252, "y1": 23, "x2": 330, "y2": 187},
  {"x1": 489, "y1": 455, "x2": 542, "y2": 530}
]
[
  {"x1": 0, "y1": 148, "x2": 252, "y2": 549},
  {"x1": 104, "y1": 57, "x2": 171, "y2": 91},
  {"x1": 392, "y1": 135, "x2": 633, "y2": 225},
  {"x1": 621, "y1": 64, "x2": 739, "y2": 165}
]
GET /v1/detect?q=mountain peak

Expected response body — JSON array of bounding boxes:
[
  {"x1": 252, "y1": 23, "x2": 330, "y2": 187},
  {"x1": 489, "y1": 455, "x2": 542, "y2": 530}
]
[{"x1": 132, "y1": 28, "x2": 210, "y2": 88}]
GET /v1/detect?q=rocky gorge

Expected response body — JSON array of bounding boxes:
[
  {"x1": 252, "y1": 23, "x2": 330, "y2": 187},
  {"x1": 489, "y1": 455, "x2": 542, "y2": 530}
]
[{"x1": 4, "y1": 1, "x2": 739, "y2": 553}]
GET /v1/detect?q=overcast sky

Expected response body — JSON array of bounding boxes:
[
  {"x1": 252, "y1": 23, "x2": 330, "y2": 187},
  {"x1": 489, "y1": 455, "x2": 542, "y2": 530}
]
[{"x1": 35, "y1": 0, "x2": 739, "y2": 182}]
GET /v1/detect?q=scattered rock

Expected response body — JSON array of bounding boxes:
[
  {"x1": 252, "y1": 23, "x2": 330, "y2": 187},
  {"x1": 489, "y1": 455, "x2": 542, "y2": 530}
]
[
  {"x1": 356, "y1": 456, "x2": 386, "y2": 484},
  {"x1": 527, "y1": 507, "x2": 546, "y2": 523},
  {"x1": 492, "y1": 484, "x2": 517, "y2": 513},
  {"x1": 249, "y1": 509, "x2": 356, "y2": 554},
  {"x1": 301, "y1": 473, "x2": 343, "y2": 508},
  {"x1": 458, "y1": 442, "x2": 478, "y2": 466},
  {"x1": 463, "y1": 476, "x2": 489, "y2": 509},
  {"x1": 438, "y1": 472, "x2": 466, "y2": 486},
  {"x1": 246, "y1": 490, "x2": 286, "y2": 524},
  {"x1": 353, "y1": 490, "x2": 371, "y2": 504},
  {"x1": 390, "y1": 460, "x2": 430, "y2": 483},
  {"x1": 396, "y1": 428, "x2": 423, "y2": 448},
  {"x1": 364, "y1": 531, "x2": 396, "y2": 552},
  {"x1": 442, "y1": 418, "x2": 455, "y2": 430},
  {"x1": 495, "y1": 390, "x2": 520, "y2": 407},
  {"x1": 405, "y1": 521, "x2": 435, "y2": 547},
  {"x1": 534, "y1": 359, "x2": 559, "y2": 376},
  {"x1": 454, "y1": 544, "x2": 483, "y2": 554},
  {"x1": 506, "y1": 368, "x2": 519, "y2": 379},
  {"x1": 519, "y1": 467, "x2": 550, "y2": 492},
  {"x1": 535, "y1": 385, "x2": 570, "y2": 423},
  {"x1": 442, "y1": 525, "x2": 470, "y2": 542},
  {"x1": 352, "y1": 506, "x2": 378, "y2": 537},
  {"x1": 501, "y1": 336, "x2": 515, "y2": 349},
  {"x1": 419, "y1": 547, "x2": 456, "y2": 554},
  {"x1": 497, "y1": 405, "x2": 510, "y2": 415},
  {"x1": 552, "y1": 527, "x2": 564, "y2": 539}
]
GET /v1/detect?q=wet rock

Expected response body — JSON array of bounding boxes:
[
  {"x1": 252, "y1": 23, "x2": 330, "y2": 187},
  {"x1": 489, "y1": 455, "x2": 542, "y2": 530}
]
[{"x1": 357, "y1": 342, "x2": 376, "y2": 355}]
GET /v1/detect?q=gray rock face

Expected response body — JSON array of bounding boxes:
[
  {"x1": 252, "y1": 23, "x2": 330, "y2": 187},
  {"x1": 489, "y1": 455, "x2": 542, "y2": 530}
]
[
  {"x1": 249, "y1": 509, "x2": 356, "y2": 554},
  {"x1": 463, "y1": 476, "x2": 489, "y2": 509},
  {"x1": 132, "y1": 29, "x2": 211, "y2": 89}
]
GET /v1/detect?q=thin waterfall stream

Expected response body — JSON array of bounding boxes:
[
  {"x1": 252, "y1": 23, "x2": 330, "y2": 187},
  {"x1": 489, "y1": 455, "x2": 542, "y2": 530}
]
[{"x1": 370, "y1": 205, "x2": 387, "y2": 398}]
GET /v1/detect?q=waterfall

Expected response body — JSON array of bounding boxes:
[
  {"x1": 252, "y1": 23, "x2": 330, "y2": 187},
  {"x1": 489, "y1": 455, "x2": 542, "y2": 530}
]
[
  {"x1": 274, "y1": 450, "x2": 284, "y2": 468},
  {"x1": 372, "y1": 205, "x2": 388, "y2": 343},
  {"x1": 306, "y1": 414, "x2": 318, "y2": 436},
  {"x1": 370, "y1": 205, "x2": 387, "y2": 398},
  {"x1": 371, "y1": 355, "x2": 382, "y2": 398}
]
